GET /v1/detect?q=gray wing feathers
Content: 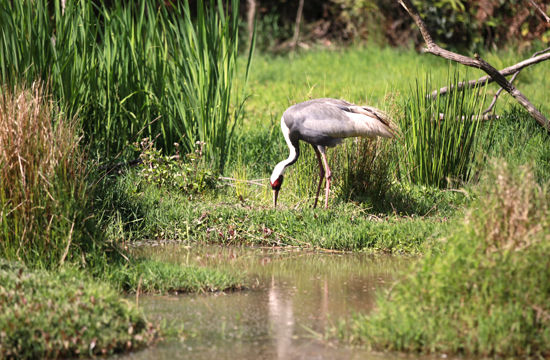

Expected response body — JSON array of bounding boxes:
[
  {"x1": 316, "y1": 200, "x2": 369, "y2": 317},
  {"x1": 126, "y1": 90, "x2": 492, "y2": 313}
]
[{"x1": 283, "y1": 98, "x2": 397, "y2": 144}]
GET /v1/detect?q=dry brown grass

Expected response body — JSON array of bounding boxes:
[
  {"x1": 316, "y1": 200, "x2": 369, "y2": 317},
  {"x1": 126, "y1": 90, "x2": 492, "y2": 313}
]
[
  {"x1": 473, "y1": 161, "x2": 549, "y2": 253},
  {"x1": 0, "y1": 81, "x2": 87, "y2": 266}
]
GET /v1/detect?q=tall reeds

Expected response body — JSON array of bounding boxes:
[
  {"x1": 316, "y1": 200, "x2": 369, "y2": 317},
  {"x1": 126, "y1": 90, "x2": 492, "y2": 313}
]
[
  {"x1": 399, "y1": 71, "x2": 491, "y2": 188},
  {"x1": 0, "y1": 0, "x2": 251, "y2": 173},
  {"x1": 0, "y1": 82, "x2": 91, "y2": 267}
]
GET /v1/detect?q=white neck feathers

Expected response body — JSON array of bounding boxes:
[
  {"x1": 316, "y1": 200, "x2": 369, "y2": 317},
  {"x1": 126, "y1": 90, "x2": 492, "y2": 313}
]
[{"x1": 270, "y1": 117, "x2": 298, "y2": 183}]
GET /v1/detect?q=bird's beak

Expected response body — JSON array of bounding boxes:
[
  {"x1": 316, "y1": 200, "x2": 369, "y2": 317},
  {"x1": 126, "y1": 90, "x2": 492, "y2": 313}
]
[{"x1": 273, "y1": 189, "x2": 279, "y2": 207}]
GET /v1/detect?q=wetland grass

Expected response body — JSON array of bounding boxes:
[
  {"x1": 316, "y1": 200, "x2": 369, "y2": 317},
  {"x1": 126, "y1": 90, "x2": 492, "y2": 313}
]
[
  {"x1": 0, "y1": 259, "x2": 158, "y2": 359},
  {"x1": 0, "y1": 0, "x2": 252, "y2": 172},
  {"x1": 341, "y1": 162, "x2": 550, "y2": 357},
  {"x1": 0, "y1": 82, "x2": 96, "y2": 268}
]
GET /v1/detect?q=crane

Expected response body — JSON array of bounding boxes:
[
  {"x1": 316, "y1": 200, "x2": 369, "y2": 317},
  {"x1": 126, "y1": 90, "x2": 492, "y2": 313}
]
[{"x1": 270, "y1": 98, "x2": 397, "y2": 209}]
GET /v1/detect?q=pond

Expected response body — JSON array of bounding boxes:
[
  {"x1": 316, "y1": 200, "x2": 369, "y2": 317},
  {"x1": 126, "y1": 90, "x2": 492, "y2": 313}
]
[{"x1": 118, "y1": 245, "x2": 413, "y2": 359}]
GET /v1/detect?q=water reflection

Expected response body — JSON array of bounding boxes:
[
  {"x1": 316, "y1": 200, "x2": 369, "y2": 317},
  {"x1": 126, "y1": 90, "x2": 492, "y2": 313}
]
[
  {"x1": 118, "y1": 246, "x2": 410, "y2": 360},
  {"x1": 268, "y1": 275, "x2": 294, "y2": 359}
]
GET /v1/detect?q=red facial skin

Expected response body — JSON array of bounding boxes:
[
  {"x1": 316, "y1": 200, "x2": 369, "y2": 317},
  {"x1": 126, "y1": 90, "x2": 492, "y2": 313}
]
[{"x1": 271, "y1": 176, "x2": 283, "y2": 190}]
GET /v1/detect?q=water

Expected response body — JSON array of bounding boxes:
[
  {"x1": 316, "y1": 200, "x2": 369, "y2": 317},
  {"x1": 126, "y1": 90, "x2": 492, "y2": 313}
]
[{"x1": 119, "y1": 245, "x2": 413, "y2": 359}]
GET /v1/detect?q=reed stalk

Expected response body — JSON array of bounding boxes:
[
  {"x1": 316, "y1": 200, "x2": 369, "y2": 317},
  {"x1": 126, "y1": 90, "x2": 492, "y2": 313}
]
[{"x1": 0, "y1": 0, "x2": 252, "y2": 173}]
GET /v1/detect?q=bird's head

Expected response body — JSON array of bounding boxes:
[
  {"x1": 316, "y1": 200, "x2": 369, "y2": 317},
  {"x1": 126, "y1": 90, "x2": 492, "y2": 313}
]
[
  {"x1": 270, "y1": 162, "x2": 286, "y2": 208},
  {"x1": 270, "y1": 175, "x2": 284, "y2": 207}
]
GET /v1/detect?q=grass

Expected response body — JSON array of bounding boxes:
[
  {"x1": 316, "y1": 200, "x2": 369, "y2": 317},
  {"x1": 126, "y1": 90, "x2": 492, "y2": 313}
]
[
  {"x1": 89, "y1": 44, "x2": 550, "y2": 357},
  {"x1": 0, "y1": 0, "x2": 252, "y2": 172},
  {"x1": 97, "y1": 166, "x2": 465, "y2": 254},
  {"x1": 241, "y1": 46, "x2": 550, "y2": 135},
  {"x1": 0, "y1": 82, "x2": 99, "y2": 268},
  {"x1": 338, "y1": 162, "x2": 550, "y2": 357},
  {"x1": 104, "y1": 259, "x2": 244, "y2": 294},
  {"x1": 2, "y1": 33, "x2": 550, "y2": 357},
  {"x1": 0, "y1": 259, "x2": 158, "y2": 359},
  {"x1": 399, "y1": 71, "x2": 492, "y2": 187}
]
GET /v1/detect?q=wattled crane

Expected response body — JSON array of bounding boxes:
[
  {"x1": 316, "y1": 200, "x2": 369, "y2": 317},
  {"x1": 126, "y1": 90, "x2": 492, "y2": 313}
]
[{"x1": 270, "y1": 98, "x2": 397, "y2": 208}]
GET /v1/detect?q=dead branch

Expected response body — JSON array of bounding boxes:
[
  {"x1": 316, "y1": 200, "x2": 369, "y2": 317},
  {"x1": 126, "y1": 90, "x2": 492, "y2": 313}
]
[
  {"x1": 528, "y1": 0, "x2": 550, "y2": 23},
  {"x1": 431, "y1": 50, "x2": 550, "y2": 97},
  {"x1": 483, "y1": 47, "x2": 550, "y2": 114},
  {"x1": 246, "y1": 0, "x2": 256, "y2": 51},
  {"x1": 398, "y1": 0, "x2": 550, "y2": 131},
  {"x1": 291, "y1": 0, "x2": 305, "y2": 49}
]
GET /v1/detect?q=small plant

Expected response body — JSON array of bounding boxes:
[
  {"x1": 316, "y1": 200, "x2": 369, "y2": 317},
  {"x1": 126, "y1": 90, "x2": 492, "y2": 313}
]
[
  {"x1": 399, "y1": 70, "x2": 492, "y2": 188},
  {"x1": 134, "y1": 137, "x2": 216, "y2": 194}
]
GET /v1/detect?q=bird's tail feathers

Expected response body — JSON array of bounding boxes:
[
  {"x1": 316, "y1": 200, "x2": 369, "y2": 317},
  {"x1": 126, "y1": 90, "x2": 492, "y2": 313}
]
[{"x1": 349, "y1": 105, "x2": 401, "y2": 139}]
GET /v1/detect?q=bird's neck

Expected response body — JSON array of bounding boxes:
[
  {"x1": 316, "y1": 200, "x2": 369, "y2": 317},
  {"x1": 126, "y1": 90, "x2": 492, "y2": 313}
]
[{"x1": 270, "y1": 118, "x2": 300, "y2": 182}]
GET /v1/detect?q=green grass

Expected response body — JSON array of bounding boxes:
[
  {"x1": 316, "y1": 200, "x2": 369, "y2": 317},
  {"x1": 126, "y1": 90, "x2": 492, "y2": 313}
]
[
  {"x1": 97, "y1": 168, "x2": 467, "y2": 253},
  {"x1": 338, "y1": 162, "x2": 550, "y2": 357},
  {"x1": 0, "y1": 259, "x2": 158, "y2": 359},
  {"x1": 399, "y1": 72, "x2": 492, "y2": 187},
  {"x1": 104, "y1": 259, "x2": 244, "y2": 294},
  {"x1": 241, "y1": 46, "x2": 549, "y2": 134},
  {"x1": 0, "y1": 0, "x2": 252, "y2": 171}
]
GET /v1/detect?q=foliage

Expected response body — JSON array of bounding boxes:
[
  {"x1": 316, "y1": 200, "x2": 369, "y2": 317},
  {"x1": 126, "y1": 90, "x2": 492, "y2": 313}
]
[
  {"x1": 134, "y1": 137, "x2": 216, "y2": 194},
  {"x1": 0, "y1": 83, "x2": 99, "y2": 268},
  {"x1": 0, "y1": 259, "x2": 158, "y2": 359},
  {"x1": 0, "y1": 0, "x2": 252, "y2": 172},
  {"x1": 341, "y1": 162, "x2": 550, "y2": 357},
  {"x1": 412, "y1": 0, "x2": 550, "y2": 50},
  {"x1": 246, "y1": 0, "x2": 548, "y2": 50},
  {"x1": 399, "y1": 70, "x2": 493, "y2": 188}
]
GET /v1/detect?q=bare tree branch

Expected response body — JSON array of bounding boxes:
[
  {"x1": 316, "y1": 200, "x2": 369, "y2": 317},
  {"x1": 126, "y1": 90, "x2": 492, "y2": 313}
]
[
  {"x1": 484, "y1": 47, "x2": 550, "y2": 114},
  {"x1": 246, "y1": 0, "x2": 256, "y2": 51},
  {"x1": 431, "y1": 50, "x2": 550, "y2": 97},
  {"x1": 398, "y1": 0, "x2": 550, "y2": 131},
  {"x1": 528, "y1": 0, "x2": 550, "y2": 23},
  {"x1": 291, "y1": 0, "x2": 305, "y2": 49}
]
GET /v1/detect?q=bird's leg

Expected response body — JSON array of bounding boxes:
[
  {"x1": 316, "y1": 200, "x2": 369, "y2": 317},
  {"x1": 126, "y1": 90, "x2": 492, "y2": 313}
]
[
  {"x1": 319, "y1": 148, "x2": 332, "y2": 209},
  {"x1": 312, "y1": 146, "x2": 325, "y2": 209}
]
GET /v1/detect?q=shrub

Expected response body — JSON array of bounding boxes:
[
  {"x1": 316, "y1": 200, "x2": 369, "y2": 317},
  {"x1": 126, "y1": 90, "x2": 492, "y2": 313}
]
[{"x1": 134, "y1": 137, "x2": 216, "y2": 194}]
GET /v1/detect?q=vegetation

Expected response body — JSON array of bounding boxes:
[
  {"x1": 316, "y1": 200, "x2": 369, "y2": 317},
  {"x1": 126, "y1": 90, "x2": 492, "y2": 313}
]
[
  {"x1": 105, "y1": 259, "x2": 244, "y2": 294},
  {"x1": 0, "y1": 82, "x2": 98, "y2": 268},
  {"x1": 340, "y1": 162, "x2": 550, "y2": 357},
  {"x1": 0, "y1": 0, "x2": 252, "y2": 171},
  {"x1": 1, "y1": 0, "x2": 549, "y2": 356},
  {"x1": 0, "y1": 259, "x2": 157, "y2": 359},
  {"x1": 399, "y1": 72, "x2": 492, "y2": 187},
  {"x1": 246, "y1": 0, "x2": 549, "y2": 50}
]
